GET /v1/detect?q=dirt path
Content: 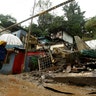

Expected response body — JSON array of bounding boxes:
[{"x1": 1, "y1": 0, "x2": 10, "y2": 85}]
[{"x1": 0, "y1": 74, "x2": 96, "y2": 96}]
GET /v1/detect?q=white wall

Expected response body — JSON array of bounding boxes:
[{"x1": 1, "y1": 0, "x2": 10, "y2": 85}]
[
  {"x1": 63, "y1": 32, "x2": 73, "y2": 44},
  {"x1": 85, "y1": 40, "x2": 96, "y2": 49}
]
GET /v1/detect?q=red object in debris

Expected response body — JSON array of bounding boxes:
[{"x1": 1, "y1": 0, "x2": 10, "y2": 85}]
[
  {"x1": 27, "y1": 51, "x2": 45, "y2": 56},
  {"x1": 12, "y1": 52, "x2": 25, "y2": 74}
]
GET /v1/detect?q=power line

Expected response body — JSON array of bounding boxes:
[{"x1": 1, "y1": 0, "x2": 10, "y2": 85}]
[{"x1": 0, "y1": 0, "x2": 74, "y2": 33}]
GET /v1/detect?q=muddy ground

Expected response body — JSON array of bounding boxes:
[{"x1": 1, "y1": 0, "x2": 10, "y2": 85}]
[{"x1": 0, "y1": 72, "x2": 96, "y2": 96}]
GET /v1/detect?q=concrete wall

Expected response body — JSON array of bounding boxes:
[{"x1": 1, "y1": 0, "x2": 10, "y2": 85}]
[
  {"x1": 63, "y1": 32, "x2": 73, "y2": 44},
  {"x1": 0, "y1": 53, "x2": 15, "y2": 74}
]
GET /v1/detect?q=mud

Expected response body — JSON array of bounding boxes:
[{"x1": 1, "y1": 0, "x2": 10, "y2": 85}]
[
  {"x1": 53, "y1": 77, "x2": 96, "y2": 86},
  {"x1": 0, "y1": 73, "x2": 96, "y2": 96}
]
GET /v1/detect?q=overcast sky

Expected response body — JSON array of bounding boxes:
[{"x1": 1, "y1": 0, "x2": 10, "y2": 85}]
[{"x1": 0, "y1": 0, "x2": 96, "y2": 26}]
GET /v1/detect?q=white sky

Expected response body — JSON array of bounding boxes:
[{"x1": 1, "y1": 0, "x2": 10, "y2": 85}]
[{"x1": 0, "y1": 0, "x2": 96, "y2": 26}]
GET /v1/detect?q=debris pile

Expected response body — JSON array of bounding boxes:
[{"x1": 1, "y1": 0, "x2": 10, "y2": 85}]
[{"x1": 25, "y1": 36, "x2": 96, "y2": 75}]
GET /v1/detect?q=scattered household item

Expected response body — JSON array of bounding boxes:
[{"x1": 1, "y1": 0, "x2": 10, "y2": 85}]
[{"x1": 0, "y1": 40, "x2": 7, "y2": 45}]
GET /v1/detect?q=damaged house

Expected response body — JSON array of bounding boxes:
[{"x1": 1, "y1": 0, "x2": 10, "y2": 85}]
[{"x1": 51, "y1": 31, "x2": 73, "y2": 44}]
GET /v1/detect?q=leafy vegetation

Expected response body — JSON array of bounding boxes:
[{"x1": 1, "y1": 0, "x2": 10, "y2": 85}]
[
  {"x1": 63, "y1": 1, "x2": 85, "y2": 37},
  {"x1": 85, "y1": 16, "x2": 96, "y2": 39},
  {"x1": 0, "y1": 14, "x2": 26, "y2": 32},
  {"x1": 0, "y1": 14, "x2": 16, "y2": 27},
  {"x1": 0, "y1": 0, "x2": 96, "y2": 40}
]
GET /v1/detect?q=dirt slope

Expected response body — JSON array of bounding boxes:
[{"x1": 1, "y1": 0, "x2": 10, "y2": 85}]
[{"x1": 0, "y1": 74, "x2": 96, "y2": 96}]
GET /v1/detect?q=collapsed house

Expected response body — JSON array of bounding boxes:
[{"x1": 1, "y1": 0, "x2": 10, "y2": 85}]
[
  {"x1": 51, "y1": 36, "x2": 96, "y2": 73},
  {"x1": 23, "y1": 35, "x2": 96, "y2": 73},
  {"x1": 0, "y1": 32, "x2": 96, "y2": 74}
]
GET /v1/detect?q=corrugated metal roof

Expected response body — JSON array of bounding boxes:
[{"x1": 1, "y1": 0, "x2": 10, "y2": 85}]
[{"x1": 85, "y1": 40, "x2": 96, "y2": 49}]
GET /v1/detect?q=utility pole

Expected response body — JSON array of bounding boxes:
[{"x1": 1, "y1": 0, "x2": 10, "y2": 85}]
[
  {"x1": 24, "y1": 0, "x2": 37, "y2": 71},
  {"x1": 26, "y1": 0, "x2": 36, "y2": 51}
]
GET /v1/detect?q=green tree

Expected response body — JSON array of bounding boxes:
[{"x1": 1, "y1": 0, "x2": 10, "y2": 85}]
[
  {"x1": 25, "y1": 23, "x2": 42, "y2": 37},
  {"x1": 0, "y1": 14, "x2": 19, "y2": 32},
  {"x1": 36, "y1": 0, "x2": 52, "y2": 11},
  {"x1": 85, "y1": 16, "x2": 96, "y2": 32},
  {"x1": 0, "y1": 14, "x2": 17, "y2": 27},
  {"x1": 38, "y1": 13, "x2": 54, "y2": 36},
  {"x1": 48, "y1": 16, "x2": 66, "y2": 34},
  {"x1": 85, "y1": 16, "x2": 96, "y2": 38},
  {"x1": 36, "y1": 0, "x2": 52, "y2": 36},
  {"x1": 63, "y1": 1, "x2": 85, "y2": 37}
]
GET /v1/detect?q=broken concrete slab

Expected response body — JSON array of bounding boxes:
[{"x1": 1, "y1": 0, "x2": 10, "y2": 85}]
[
  {"x1": 74, "y1": 36, "x2": 90, "y2": 51},
  {"x1": 53, "y1": 77, "x2": 96, "y2": 86}
]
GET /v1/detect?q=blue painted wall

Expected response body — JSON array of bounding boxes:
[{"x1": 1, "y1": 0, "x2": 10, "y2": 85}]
[
  {"x1": 12, "y1": 30, "x2": 27, "y2": 38},
  {"x1": 12, "y1": 30, "x2": 27, "y2": 47}
]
